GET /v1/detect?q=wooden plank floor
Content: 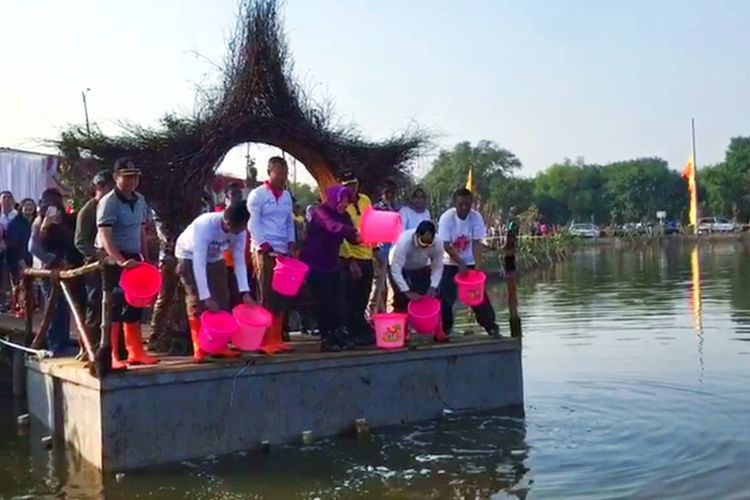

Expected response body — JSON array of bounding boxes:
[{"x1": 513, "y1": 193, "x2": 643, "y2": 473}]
[{"x1": 1, "y1": 312, "x2": 516, "y2": 376}]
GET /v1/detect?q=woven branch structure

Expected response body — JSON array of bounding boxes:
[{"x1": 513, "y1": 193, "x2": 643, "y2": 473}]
[{"x1": 54, "y1": 0, "x2": 428, "y2": 239}]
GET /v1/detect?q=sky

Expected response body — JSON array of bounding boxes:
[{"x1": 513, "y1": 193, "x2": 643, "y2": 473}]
[{"x1": 1, "y1": 0, "x2": 749, "y2": 184}]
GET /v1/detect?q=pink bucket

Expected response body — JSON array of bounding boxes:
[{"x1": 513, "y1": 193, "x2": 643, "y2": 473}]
[
  {"x1": 232, "y1": 304, "x2": 272, "y2": 351},
  {"x1": 119, "y1": 263, "x2": 162, "y2": 308},
  {"x1": 360, "y1": 207, "x2": 403, "y2": 245},
  {"x1": 408, "y1": 297, "x2": 441, "y2": 334},
  {"x1": 199, "y1": 311, "x2": 238, "y2": 354},
  {"x1": 373, "y1": 313, "x2": 407, "y2": 349},
  {"x1": 272, "y1": 256, "x2": 309, "y2": 297},
  {"x1": 454, "y1": 270, "x2": 487, "y2": 306}
]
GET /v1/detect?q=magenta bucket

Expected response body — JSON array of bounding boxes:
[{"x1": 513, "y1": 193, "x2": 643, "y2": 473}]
[
  {"x1": 454, "y1": 270, "x2": 487, "y2": 306},
  {"x1": 198, "y1": 311, "x2": 238, "y2": 354},
  {"x1": 373, "y1": 313, "x2": 407, "y2": 349},
  {"x1": 272, "y1": 256, "x2": 309, "y2": 297},
  {"x1": 232, "y1": 304, "x2": 272, "y2": 351},
  {"x1": 408, "y1": 296, "x2": 441, "y2": 334},
  {"x1": 360, "y1": 207, "x2": 403, "y2": 245},
  {"x1": 119, "y1": 262, "x2": 162, "y2": 308}
]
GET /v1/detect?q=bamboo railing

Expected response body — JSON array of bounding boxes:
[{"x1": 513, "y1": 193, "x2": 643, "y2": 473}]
[{"x1": 23, "y1": 261, "x2": 113, "y2": 378}]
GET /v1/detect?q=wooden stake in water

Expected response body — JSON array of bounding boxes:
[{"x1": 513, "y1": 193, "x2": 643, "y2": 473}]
[{"x1": 503, "y1": 217, "x2": 522, "y2": 338}]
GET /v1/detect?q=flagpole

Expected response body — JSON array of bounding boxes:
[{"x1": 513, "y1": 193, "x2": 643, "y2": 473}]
[{"x1": 691, "y1": 118, "x2": 698, "y2": 234}]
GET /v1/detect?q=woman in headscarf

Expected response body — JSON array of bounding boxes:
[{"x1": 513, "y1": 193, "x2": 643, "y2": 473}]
[
  {"x1": 300, "y1": 185, "x2": 359, "y2": 352},
  {"x1": 399, "y1": 187, "x2": 431, "y2": 231}
]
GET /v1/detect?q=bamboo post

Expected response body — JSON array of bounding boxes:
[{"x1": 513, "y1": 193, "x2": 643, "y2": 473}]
[
  {"x1": 30, "y1": 284, "x2": 60, "y2": 350},
  {"x1": 23, "y1": 275, "x2": 34, "y2": 346},
  {"x1": 60, "y1": 281, "x2": 96, "y2": 367},
  {"x1": 95, "y1": 261, "x2": 113, "y2": 377},
  {"x1": 503, "y1": 225, "x2": 522, "y2": 338}
]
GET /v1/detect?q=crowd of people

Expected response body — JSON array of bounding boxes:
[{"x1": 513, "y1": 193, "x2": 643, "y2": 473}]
[{"x1": 0, "y1": 155, "x2": 502, "y2": 363}]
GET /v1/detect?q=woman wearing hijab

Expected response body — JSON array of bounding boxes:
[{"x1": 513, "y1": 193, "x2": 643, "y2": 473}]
[
  {"x1": 399, "y1": 187, "x2": 431, "y2": 231},
  {"x1": 300, "y1": 185, "x2": 359, "y2": 352}
]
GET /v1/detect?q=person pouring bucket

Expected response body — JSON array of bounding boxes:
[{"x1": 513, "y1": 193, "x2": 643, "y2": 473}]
[
  {"x1": 96, "y1": 158, "x2": 159, "y2": 369},
  {"x1": 388, "y1": 220, "x2": 448, "y2": 342},
  {"x1": 175, "y1": 202, "x2": 255, "y2": 362}
]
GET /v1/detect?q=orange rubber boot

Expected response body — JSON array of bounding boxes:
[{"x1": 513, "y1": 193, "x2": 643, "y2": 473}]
[
  {"x1": 188, "y1": 317, "x2": 205, "y2": 363},
  {"x1": 124, "y1": 323, "x2": 159, "y2": 365},
  {"x1": 110, "y1": 322, "x2": 128, "y2": 371},
  {"x1": 259, "y1": 313, "x2": 293, "y2": 355}
]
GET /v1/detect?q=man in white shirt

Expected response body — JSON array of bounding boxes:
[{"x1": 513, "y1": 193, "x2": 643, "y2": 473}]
[
  {"x1": 246, "y1": 156, "x2": 296, "y2": 354},
  {"x1": 176, "y1": 202, "x2": 254, "y2": 362},
  {"x1": 437, "y1": 188, "x2": 500, "y2": 338},
  {"x1": 389, "y1": 221, "x2": 448, "y2": 342}
]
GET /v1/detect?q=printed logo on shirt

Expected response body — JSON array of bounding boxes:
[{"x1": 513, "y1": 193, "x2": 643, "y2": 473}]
[
  {"x1": 208, "y1": 239, "x2": 230, "y2": 259},
  {"x1": 453, "y1": 234, "x2": 470, "y2": 252}
]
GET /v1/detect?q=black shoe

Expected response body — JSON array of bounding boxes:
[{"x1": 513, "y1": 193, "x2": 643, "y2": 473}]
[
  {"x1": 333, "y1": 327, "x2": 355, "y2": 350},
  {"x1": 487, "y1": 326, "x2": 502, "y2": 339},
  {"x1": 320, "y1": 339, "x2": 341, "y2": 352}
]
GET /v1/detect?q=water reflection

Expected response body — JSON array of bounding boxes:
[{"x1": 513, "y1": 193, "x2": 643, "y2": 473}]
[
  {"x1": 3, "y1": 242, "x2": 750, "y2": 498},
  {"x1": 689, "y1": 245, "x2": 705, "y2": 379}
]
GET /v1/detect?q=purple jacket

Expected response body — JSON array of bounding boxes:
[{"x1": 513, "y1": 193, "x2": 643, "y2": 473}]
[{"x1": 300, "y1": 186, "x2": 358, "y2": 272}]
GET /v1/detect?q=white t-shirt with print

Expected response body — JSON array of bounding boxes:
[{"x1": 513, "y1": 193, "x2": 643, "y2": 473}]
[
  {"x1": 437, "y1": 208, "x2": 486, "y2": 266},
  {"x1": 175, "y1": 212, "x2": 249, "y2": 300}
]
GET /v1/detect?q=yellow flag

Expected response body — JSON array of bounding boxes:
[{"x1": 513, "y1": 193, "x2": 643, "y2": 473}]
[
  {"x1": 465, "y1": 165, "x2": 473, "y2": 192},
  {"x1": 682, "y1": 154, "x2": 698, "y2": 227}
]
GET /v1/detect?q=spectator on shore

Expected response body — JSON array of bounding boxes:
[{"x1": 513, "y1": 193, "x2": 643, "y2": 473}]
[
  {"x1": 75, "y1": 170, "x2": 112, "y2": 342},
  {"x1": 5, "y1": 198, "x2": 36, "y2": 316},
  {"x1": 29, "y1": 189, "x2": 82, "y2": 355},
  {"x1": 0, "y1": 191, "x2": 18, "y2": 310},
  {"x1": 399, "y1": 187, "x2": 431, "y2": 231}
]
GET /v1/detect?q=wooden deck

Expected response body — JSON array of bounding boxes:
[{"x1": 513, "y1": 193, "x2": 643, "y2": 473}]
[{"x1": 1, "y1": 311, "x2": 512, "y2": 376}]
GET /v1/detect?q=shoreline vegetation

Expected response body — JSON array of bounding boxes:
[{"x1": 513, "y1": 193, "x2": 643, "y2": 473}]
[{"x1": 484, "y1": 232, "x2": 749, "y2": 274}]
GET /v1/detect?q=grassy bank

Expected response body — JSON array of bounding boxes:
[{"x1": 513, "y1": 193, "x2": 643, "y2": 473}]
[{"x1": 485, "y1": 233, "x2": 581, "y2": 274}]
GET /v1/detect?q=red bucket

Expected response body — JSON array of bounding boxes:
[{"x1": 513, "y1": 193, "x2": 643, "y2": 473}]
[{"x1": 119, "y1": 263, "x2": 162, "y2": 308}]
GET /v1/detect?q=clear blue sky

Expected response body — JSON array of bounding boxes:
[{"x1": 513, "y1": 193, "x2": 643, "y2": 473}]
[{"x1": 1, "y1": 0, "x2": 748, "y2": 183}]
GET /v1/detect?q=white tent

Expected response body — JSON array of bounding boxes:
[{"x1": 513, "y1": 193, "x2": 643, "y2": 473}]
[{"x1": 0, "y1": 148, "x2": 63, "y2": 201}]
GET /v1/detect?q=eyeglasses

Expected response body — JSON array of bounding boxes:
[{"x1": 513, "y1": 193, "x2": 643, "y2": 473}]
[{"x1": 416, "y1": 235, "x2": 433, "y2": 248}]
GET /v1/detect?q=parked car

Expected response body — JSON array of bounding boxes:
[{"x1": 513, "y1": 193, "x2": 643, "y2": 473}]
[
  {"x1": 697, "y1": 217, "x2": 736, "y2": 234},
  {"x1": 569, "y1": 223, "x2": 601, "y2": 238},
  {"x1": 664, "y1": 220, "x2": 680, "y2": 235}
]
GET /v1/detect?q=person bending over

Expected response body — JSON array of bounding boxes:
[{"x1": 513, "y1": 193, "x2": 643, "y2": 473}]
[{"x1": 175, "y1": 202, "x2": 254, "y2": 362}]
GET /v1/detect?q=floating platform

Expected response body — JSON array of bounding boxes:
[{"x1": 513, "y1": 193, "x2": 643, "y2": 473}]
[{"x1": 25, "y1": 336, "x2": 523, "y2": 472}]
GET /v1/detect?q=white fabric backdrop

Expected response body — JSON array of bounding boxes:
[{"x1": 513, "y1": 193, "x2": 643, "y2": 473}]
[{"x1": 0, "y1": 150, "x2": 59, "y2": 201}]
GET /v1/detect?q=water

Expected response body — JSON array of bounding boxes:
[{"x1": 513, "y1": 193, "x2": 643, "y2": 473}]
[{"x1": 3, "y1": 241, "x2": 750, "y2": 499}]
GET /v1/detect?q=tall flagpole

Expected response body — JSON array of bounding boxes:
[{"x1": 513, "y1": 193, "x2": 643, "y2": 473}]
[{"x1": 691, "y1": 118, "x2": 698, "y2": 234}]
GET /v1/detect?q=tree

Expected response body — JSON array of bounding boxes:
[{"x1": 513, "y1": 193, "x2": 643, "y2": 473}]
[
  {"x1": 422, "y1": 140, "x2": 522, "y2": 208},
  {"x1": 290, "y1": 182, "x2": 319, "y2": 208},
  {"x1": 489, "y1": 177, "x2": 534, "y2": 215}
]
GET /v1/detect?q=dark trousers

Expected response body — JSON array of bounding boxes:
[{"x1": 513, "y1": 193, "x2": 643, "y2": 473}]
[
  {"x1": 439, "y1": 265, "x2": 496, "y2": 335},
  {"x1": 308, "y1": 269, "x2": 345, "y2": 343},
  {"x1": 84, "y1": 270, "x2": 102, "y2": 343},
  {"x1": 343, "y1": 259, "x2": 375, "y2": 340},
  {"x1": 390, "y1": 266, "x2": 433, "y2": 313},
  {"x1": 42, "y1": 279, "x2": 71, "y2": 354}
]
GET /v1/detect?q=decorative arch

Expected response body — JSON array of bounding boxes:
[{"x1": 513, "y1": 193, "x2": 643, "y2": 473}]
[{"x1": 55, "y1": 0, "x2": 428, "y2": 239}]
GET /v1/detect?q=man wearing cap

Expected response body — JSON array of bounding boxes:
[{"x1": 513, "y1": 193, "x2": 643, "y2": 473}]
[
  {"x1": 75, "y1": 170, "x2": 112, "y2": 340},
  {"x1": 338, "y1": 170, "x2": 376, "y2": 345},
  {"x1": 96, "y1": 158, "x2": 158, "y2": 368}
]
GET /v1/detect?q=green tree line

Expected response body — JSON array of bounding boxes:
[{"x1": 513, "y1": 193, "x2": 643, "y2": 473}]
[{"x1": 421, "y1": 138, "x2": 750, "y2": 225}]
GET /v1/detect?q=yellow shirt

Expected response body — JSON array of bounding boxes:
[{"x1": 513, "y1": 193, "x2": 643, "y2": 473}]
[{"x1": 340, "y1": 193, "x2": 373, "y2": 260}]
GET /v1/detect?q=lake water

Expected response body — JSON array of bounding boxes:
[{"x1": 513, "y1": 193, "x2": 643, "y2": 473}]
[{"x1": 2, "y1": 241, "x2": 750, "y2": 499}]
